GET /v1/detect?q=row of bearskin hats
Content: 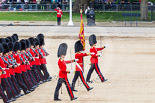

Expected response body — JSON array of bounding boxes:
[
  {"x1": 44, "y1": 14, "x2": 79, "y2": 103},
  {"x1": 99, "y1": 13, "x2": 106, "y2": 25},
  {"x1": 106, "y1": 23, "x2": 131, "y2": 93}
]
[
  {"x1": 57, "y1": 34, "x2": 97, "y2": 57},
  {"x1": 0, "y1": 33, "x2": 45, "y2": 54}
]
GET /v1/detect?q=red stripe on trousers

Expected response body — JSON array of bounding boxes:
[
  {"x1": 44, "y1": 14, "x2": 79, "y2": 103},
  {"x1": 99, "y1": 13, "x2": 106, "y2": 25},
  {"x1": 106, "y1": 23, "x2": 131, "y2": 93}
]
[
  {"x1": 79, "y1": 71, "x2": 89, "y2": 89},
  {"x1": 65, "y1": 78, "x2": 74, "y2": 98},
  {"x1": 94, "y1": 63, "x2": 103, "y2": 81}
]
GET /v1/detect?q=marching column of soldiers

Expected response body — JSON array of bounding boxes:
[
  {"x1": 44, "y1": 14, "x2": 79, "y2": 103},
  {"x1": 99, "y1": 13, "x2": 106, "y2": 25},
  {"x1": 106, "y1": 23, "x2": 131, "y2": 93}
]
[
  {"x1": 0, "y1": 33, "x2": 108, "y2": 102},
  {"x1": 0, "y1": 33, "x2": 52, "y2": 103}
]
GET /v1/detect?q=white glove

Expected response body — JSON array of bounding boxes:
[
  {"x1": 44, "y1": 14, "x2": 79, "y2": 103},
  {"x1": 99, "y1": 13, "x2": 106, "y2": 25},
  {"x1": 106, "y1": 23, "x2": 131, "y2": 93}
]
[
  {"x1": 81, "y1": 51, "x2": 86, "y2": 53},
  {"x1": 2, "y1": 68, "x2": 5, "y2": 70},
  {"x1": 74, "y1": 59, "x2": 79, "y2": 62},
  {"x1": 90, "y1": 52, "x2": 95, "y2": 55},
  {"x1": 70, "y1": 69, "x2": 74, "y2": 74},
  {"x1": 104, "y1": 44, "x2": 109, "y2": 48},
  {"x1": 98, "y1": 53, "x2": 102, "y2": 57}
]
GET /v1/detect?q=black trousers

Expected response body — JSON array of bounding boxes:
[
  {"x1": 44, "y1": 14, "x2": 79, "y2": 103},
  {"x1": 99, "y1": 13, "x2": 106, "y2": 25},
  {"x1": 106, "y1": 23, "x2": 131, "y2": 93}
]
[
  {"x1": 32, "y1": 65, "x2": 41, "y2": 83},
  {"x1": 27, "y1": 70, "x2": 37, "y2": 85},
  {"x1": 54, "y1": 78, "x2": 74, "y2": 100},
  {"x1": 7, "y1": 78, "x2": 18, "y2": 96},
  {"x1": 57, "y1": 17, "x2": 61, "y2": 25},
  {"x1": 0, "y1": 85, "x2": 8, "y2": 103},
  {"x1": 11, "y1": 75, "x2": 21, "y2": 95},
  {"x1": 40, "y1": 64, "x2": 50, "y2": 80},
  {"x1": 21, "y1": 72, "x2": 33, "y2": 90},
  {"x1": 15, "y1": 73, "x2": 28, "y2": 94},
  {"x1": 86, "y1": 63, "x2": 105, "y2": 82},
  {"x1": 72, "y1": 71, "x2": 90, "y2": 90},
  {"x1": 1, "y1": 78, "x2": 13, "y2": 100},
  {"x1": 36, "y1": 65, "x2": 44, "y2": 81}
]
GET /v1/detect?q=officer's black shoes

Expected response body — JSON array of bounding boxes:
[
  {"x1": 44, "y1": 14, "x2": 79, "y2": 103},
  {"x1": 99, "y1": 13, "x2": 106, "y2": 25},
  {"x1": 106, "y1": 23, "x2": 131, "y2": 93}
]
[
  {"x1": 25, "y1": 90, "x2": 31, "y2": 95},
  {"x1": 6, "y1": 99, "x2": 12, "y2": 103},
  {"x1": 48, "y1": 76, "x2": 52, "y2": 80},
  {"x1": 54, "y1": 98, "x2": 61, "y2": 101},
  {"x1": 86, "y1": 80, "x2": 93, "y2": 83},
  {"x1": 72, "y1": 89, "x2": 78, "y2": 92},
  {"x1": 71, "y1": 97, "x2": 78, "y2": 101},
  {"x1": 88, "y1": 87, "x2": 93, "y2": 91},
  {"x1": 19, "y1": 93, "x2": 24, "y2": 97},
  {"x1": 11, "y1": 98, "x2": 16, "y2": 102},
  {"x1": 15, "y1": 95, "x2": 19, "y2": 98},
  {"x1": 103, "y1": 79, "x2": 108, "y2": 82}
]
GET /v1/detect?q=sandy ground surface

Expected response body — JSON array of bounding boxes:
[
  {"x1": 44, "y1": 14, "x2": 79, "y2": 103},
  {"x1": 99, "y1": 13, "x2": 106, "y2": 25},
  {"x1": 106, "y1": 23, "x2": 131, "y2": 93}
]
[
  {"x1": 0, "y1": 21, "x2": 155, "y2": 27},
  {"x1": 0, "y1": 26, "x2": 155, "y2": 103}
]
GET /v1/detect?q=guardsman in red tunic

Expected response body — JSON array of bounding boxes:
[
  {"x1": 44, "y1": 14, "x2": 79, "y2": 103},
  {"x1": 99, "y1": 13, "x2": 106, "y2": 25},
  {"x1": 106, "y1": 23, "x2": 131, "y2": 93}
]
[
  {"x1": 2, "y1": 43, "x2": 19, "y2": 99},
  {"x1": 28, "y1": 37, "x2": 41, "y2": 84},
  {"x1": 0, "y1": 43, "x2": 16, "y2": 102},
  {"x1": 25, "y1": 39, "x2": 38, "y2": 87},
  {"x1": 34, "y1": 38, "x2": 44, "y2": 83},
  {"x1": 54, "y1": 43, "x2": 78, "y2": 101},
  {"x1": 8, "y1": 42, "x2": 24, "y2": 97},
  {"x1": 39, "y1": 37, "x2": 51, "y2": 82},
  {"x1": 71, "y1": 40, "x2": 93, "y2": 91},
  {"x1": 20, "y1": 40, "x2": 34, "y2": 92},
  {"x1": 55, "y1": 5, "x2": 63, "y2": 25},
  {"x1": 0, "y1": 43, "x2": 10, "y2": 103},
  {"x1": 13, "y1": 42, "x2": 30, "y2": 95},
  {"x1": 86, "y1": 34, "x2": 108, "y2": 83}
]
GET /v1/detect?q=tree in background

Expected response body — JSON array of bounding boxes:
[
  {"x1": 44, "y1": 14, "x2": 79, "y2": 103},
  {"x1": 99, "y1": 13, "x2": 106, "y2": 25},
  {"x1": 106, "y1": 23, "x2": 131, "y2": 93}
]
[
  {"x1": 73, "y1": 0, "x2": 90, "y2": 12},
  {"x1": 140, "y1": 0, "x2": 148, "y2": 21}
]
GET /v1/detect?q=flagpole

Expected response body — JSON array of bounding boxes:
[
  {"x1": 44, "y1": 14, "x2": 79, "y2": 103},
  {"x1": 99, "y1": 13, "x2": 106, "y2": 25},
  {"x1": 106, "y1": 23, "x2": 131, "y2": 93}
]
[{"x1": 68, "y1": 0, "x2": 74, "y2": 26}]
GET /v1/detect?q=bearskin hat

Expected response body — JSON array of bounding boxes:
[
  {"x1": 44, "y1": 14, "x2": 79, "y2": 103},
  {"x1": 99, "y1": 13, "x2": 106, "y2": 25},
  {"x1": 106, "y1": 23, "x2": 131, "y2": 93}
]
[
  {"x1": 35, "y1": 38, "x2": 40, "y2": 46},
  {"x1": 5, "y1": 38, "x2": 10, "y2": 43},
  {"x1": 20, "y1": 40, "x2": 26, "y2": 50},
  {"x1": 0, "y1": 38, "x2": 6, "y2": 44},
  {"x1": 0, "y1": 43, "x2": 4, "y2": 53},
  {"x1": 57, "y1": 43, "x2": 68, "y2": 57},
  {"x1": 7, "y1": 36, "x2": 13, "y2": 42},
  {"x1": 89, "y1": 34, "x2": 97, "y2": 46},
  {"x1": 2, "y1": 43, "x2": 9, "y2": 54},
  {"x1": 37, "y1": 33, "x2": 44, "y2": 39},
  {"x1": 74, "y1": 40, "x2": 83, "y2": 53},
  {"x1": 25, "y1": 39, "x2": 31, "y2": 48},
  {"x1": 12, "y1": 33, "x2": 19, "y2": 41},
  {"x1": 8, "y1": 42, "x2": 14, "y2": 51},
  {"x1": 28, "y1": 37, "x2": 35, "y2": 46},
  {"x1": 39, "y1": 38, "x2": 45, "y2": 46},
  {"x1": 14, "y1": 42, "x2": 21, "y2": 52}
]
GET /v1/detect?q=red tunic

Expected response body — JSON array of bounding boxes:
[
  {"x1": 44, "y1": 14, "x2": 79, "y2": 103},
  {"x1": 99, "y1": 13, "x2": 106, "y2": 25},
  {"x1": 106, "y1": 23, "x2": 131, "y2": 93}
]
[
  {"x1": 0, "y1": 57, "x2": 7, "y2": 78},
  {"x1": 75, "y1": 53, "x2": 88, "y2": 71},
  {"x1": 24, "y1": 52, "x2": 31, "y2": 70},
  {"x1": 35, "y1": 49, "x2": 41, "y2": 65},
  {"x1": 55, "y1": 9, "x2": 63, "y2": 17},
  {"x1": 90, "y1": 47, "x2": 104, "y2": 64},
  {"x1": 29, "y1": 48, "x2": 35, "y2": 65},
  {"x1": 20, "y1": 53, "x2": 27, "y2": 72},
  {"x1": 8, "y1": 55, "x2": 15, "y2": 76},
  {"x1": 58, "y1": 59, "x2": 73, "y2": 78},
  {"x1": 13, "y1": 53, "x2": 22, "y2": 74},
  {"x1": 39, "y1": 48, "x2": 47, "y2": 64},
  {"x1": 3, "y1": 57, "x2": 11, "y2": 78}
]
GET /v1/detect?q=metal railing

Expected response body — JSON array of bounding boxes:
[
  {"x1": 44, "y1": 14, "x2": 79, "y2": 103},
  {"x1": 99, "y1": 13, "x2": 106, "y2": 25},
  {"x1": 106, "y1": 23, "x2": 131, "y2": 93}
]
[{"x1": 0, "y1": 3, "x2": 154, "y2": 11}]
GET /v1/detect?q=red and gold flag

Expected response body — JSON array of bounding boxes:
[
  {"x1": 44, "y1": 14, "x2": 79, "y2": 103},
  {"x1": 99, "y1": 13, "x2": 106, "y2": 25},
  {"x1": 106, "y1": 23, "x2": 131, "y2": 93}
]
[{"x1": 79, "y1": 13, "x2": 85, "y2": 50}]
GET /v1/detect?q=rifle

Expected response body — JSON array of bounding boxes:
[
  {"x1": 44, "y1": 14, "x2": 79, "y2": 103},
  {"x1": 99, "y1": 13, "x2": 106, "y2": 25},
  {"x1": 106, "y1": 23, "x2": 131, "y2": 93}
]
[
  {"x1": 42, "y1": 48, "x2": 49, "y2": 56},
  {"x1": 6, "y1": 56, "x2": 15, "y2": 69},
  {"x1": 31, "y1": 48, "x2": 39, "y2": 57},
  {"x1": 17, "y1": 53, "x2": 25, "y2": 65},
  {"x1": 37, "y1": 48, "x2": 44, "y2": 58},
  {"x1": 1, "y1": 56, "x2": 11, "y2": 68}
]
